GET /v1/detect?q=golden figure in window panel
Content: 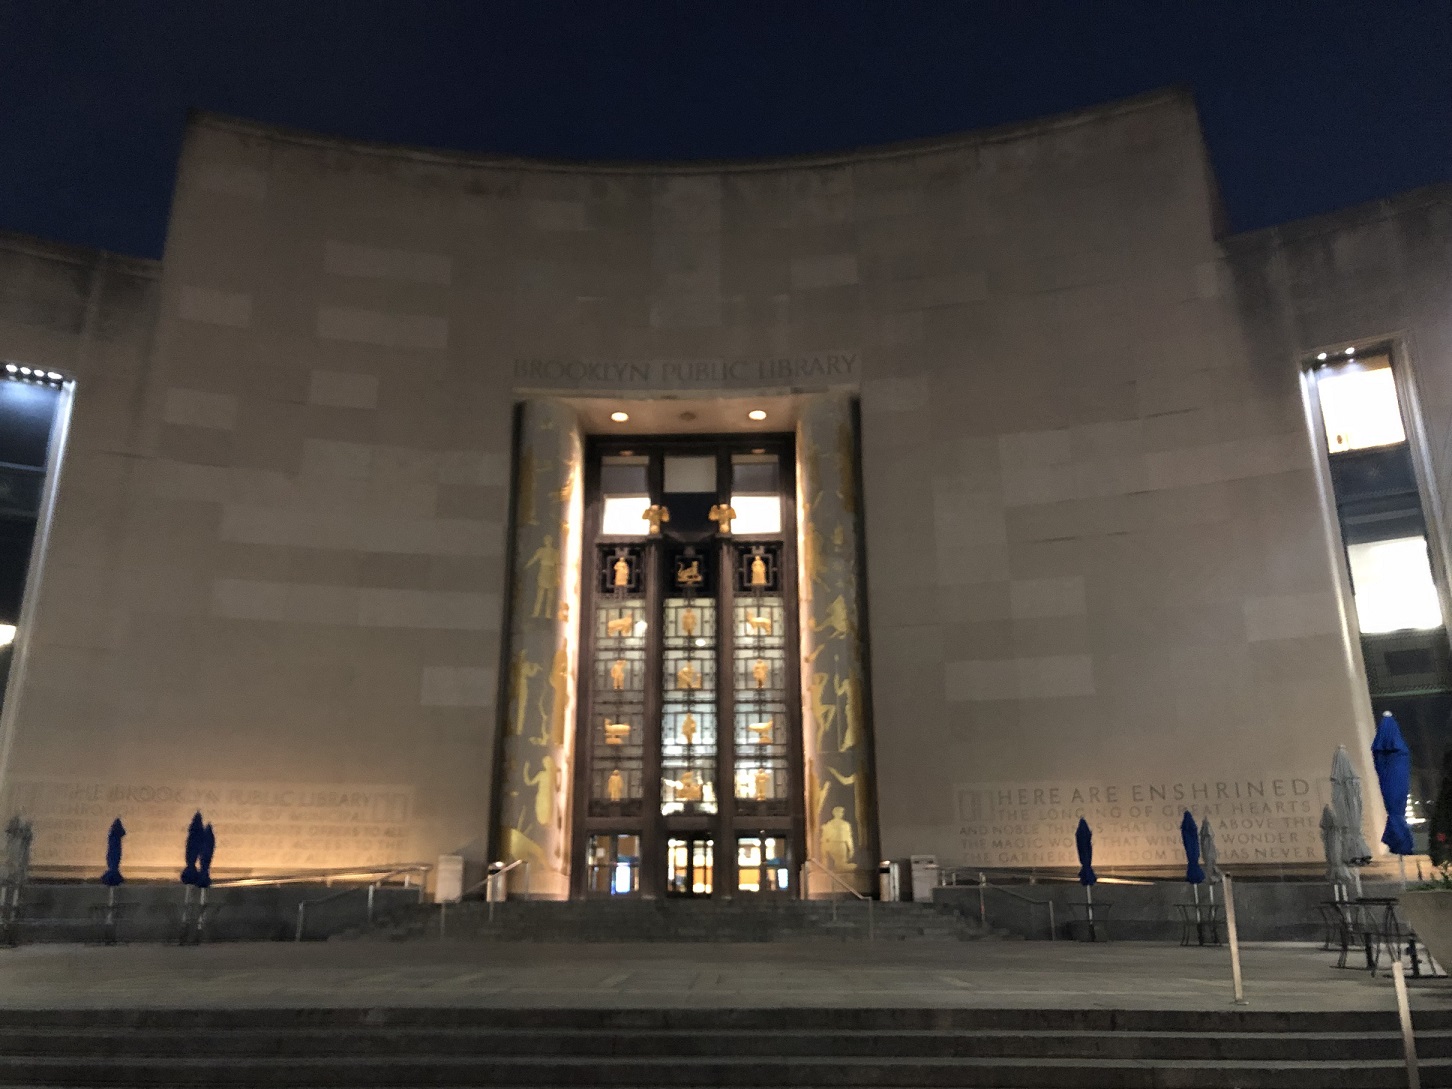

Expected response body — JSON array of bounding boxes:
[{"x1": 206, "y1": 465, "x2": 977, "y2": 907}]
[
  {"x1": 680, "y1": 607, "x2": 698, "y2": 637},
  {"x1": 747, "y1": 719, "x2": 773, "y2": 744},
  {"x1": 603, "y1": 720, "x2": 630, "y2": 745},
  {"x1": 606, "y1": 768, "x2": 625, "y2": 803},
  {"x1": 524, "y1": 535, "x2": 559, "y2": 618},
  {"x1": 753, "y1": 767, "x2": 771, "y2": 802},
  {"x1": 643, "y1": 504, "x2": 670, "y2": 534},
  {"x1": 745, "y1": 612, "x2": 772, "y2": 636},
  {"x1": 752, "y1": 659, "x2": 769, "y2": 689},
  {"x1": 708, "y1": 503, "x2": 736, "y2": 534},
  {"x1": 676, "y1": 770, "x2": 704, "y2": 802},
  {"x1": 676, "y1": 660, "x2": 702, "y2": 690},
  {"x1": 681, "y1": 713, "x2": 698, "y2": 745},
  {"x1": 612, "y1": 555, "x2": 631, "y2": 588},
  {"x1": 821, "y1": 806, "x2": 856, "y2": 871},
  {"x1": 676, "y1": 559, "x2": 703, "y2": 587},
  {"x1": 606, "y1": 614, "x2": 633, "y2": 638},
  {"x1": 609, "y1": 659, "x2": 627, "y2": 690},
  {"x1": 749, "y1": 555, "x2": 768, "y2": 588}
]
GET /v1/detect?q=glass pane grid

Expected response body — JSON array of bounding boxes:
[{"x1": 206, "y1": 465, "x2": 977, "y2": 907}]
[
  {"x1": 590, "y1": 593, "x2": 646, "y2": 815},
  {"x1": 733, "y1": 595, "x2": 789, "y2": 813},
  {"x1": 662, "y1": 597, "x2": 717, "y2": 815}
]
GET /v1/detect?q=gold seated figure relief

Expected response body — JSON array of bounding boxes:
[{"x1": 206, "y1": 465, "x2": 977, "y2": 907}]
[
  {"x1": 674, "y1": 770, "x2": 704, "y2": 802},
  {"x1": 681, "y1": 713, "x2": 698, "y2": 745},
  {"x1": 676, "y1": 661, "x2": 702, "y2": 690}
]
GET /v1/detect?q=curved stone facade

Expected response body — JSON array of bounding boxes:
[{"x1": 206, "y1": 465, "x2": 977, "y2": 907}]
[{"x1": 0, "y1": 87, "x2": 1447, "y2": 884}]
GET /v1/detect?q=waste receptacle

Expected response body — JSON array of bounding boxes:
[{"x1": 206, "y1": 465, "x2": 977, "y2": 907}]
[
  {"x1": 909, "y1": 855, "x2": 939, "y2": 903},
  {"x1": 879, "y1": 861, "x2": 903, "y2": 902}
]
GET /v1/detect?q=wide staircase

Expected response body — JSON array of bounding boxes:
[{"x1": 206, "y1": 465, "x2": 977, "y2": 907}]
[
  {"x1": 342, "y1": 897, "x2": 988, "y2": 942},
  {"x1": 0, "y1": 1006, "x2": 1444, "y2": 1087}
]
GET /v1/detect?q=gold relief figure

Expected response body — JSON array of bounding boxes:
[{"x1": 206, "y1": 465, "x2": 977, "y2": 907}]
[
  {"x1": 829, "y1": 767, "x2": 868, "y2": 846},
  {"x1": 517, "y1": 451, "x2": 538, "y2": 527},
  {"x1": 544, "y1": 646, "x2": 571, "y2": 746},
  {"x1": 832, "y1": 524, "x2": 845, "y2": 552},
  {"x1": 681, "y1": 713, "x2": 698, "y2": 745},
  {"x1": 812, "y1": 595, "x2": 850, "y2": 640},
  {"x1": 509, "y1": 651, "x2": 542, "y2": 736},
  {"x1": 836, "y1": 421, "x2": 857, "y2": 514},
  {"x1": 524, "y1": 535, "x2": 560, "y2": 619},
  {"x1": 606, "y1": 614, "x2": 633, "y2": 638},
  {"x1": 752, "y1": 659, "x2": 769, "y2": 689},
  {"x1": 708, "y1": 503, "x2": 736, "y2": 534},
  {"x1": 745, "y1": 612, "x2": 772, "y2": 636},
  {"x1": 612, "y1": 555, "x2": 631, "y2": 588},
  {"x1": 821, "y1": 806, "x2": 857, "y2": 871},
  {"x1": 676, "y1": 559, "x2": 703, "y2": 587},
  {"x1": 604, "y1": 721, "x2": 630, "y2": 745},
  {"x1": 753, "y1": 768, "x2": 771, "y2": 801},
  {"x1": 835, "y1": 673, "x2": 861, "y2": 752},
  {"x1": 610, "y1": 659, "x2": 627, "y2": 690},
  {"x1": 748, "y1": 719, "x2": 773, "y2": 744},
  {"x1": 680, "y1": 608, "x2": 698, "y2": 636},
  {"x1": 606, "y1": 768, "x2": 625, "y2": 802},
  {"x1": 808, "y1": 672, "x2": 838, "y2": 747},
  {"x1": 643, "y1": 505, "x2": 670, "y2": 534},
  {"x1": 676, "y1": 770, "x2": 704, "y2": 802},
  {"x1": 522, "y1": 755, "x2": 557, "y2": 827},
  {"x1": 505, "y1": 827, "x2": 547, "y2": 867},
  {"x1": 750, "y1": 555, "x2": 768, "y2": 588},
  {"x1": 676, "y1": 660, "x2": 702, "y2": 690}
]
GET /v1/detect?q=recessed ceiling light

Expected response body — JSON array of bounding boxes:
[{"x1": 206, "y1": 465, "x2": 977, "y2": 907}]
[
  {"x1": 610, "y1": 411, "x2": 629, "y2": 423},
  {"x1": 747, "y1": 409, "x2": 767, "y2": 421},
  {"x1": 1346, "y1": 347, "x2": 1356, "y2": 356},
  {"x1": 1317, "y1": 353, "x2": 1328, "y2": 361},
  {"x1": 45, "y1": 372, "x2": 61, "y2": 381}
]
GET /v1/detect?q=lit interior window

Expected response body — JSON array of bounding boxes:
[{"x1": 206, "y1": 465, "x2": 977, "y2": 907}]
[
  {"x1": 1347, "y1": 536, "x2": 1444, "y2": 633},
  {"x1": 601, "y1": 496, "x2": 650, "y2": 536},
  {"x1": 1317, "y1": 357, "x2": 1406, "y2": 453},
  {"x1": 730, "y1": 495, "x2": 781, "y2": 535}
]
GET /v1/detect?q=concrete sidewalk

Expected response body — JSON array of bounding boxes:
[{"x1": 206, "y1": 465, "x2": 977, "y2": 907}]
[{"x1": 0, "y1": 940, "x2": 1446, "y2": 1012}]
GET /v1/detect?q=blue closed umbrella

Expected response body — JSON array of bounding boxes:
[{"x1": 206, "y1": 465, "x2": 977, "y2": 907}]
[
  {"x1": 1372, "y1": 712, "x2": 1416, "y2": 872},
  {"x1": 100, "y1": 819, "x2": 125, "y2": 887},
  {"x1": 1075, "y1": 818, "x2": 1096, "y2": 886},
  {"x1": 197, "y1": 823, "x2": 215, "y2": 889},
  {"x1": 1181, "y1": 811, "x2": 1205, "y2": 885},
  {"x1": 180, "y1": 812, "x2": 204, "y2": 886}
]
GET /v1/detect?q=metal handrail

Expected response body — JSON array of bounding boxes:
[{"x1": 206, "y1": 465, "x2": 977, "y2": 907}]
[
  {"x1": 294, "y1": 864, "x2": 431, "y2": 941},
  {"x1": 801, "y1": 859, "x2": 873, "y2": 941},
  {"x1": 212, "y1": 862, "x2": 434, "y2": 889},
  {"x1": 976, "y1": 872, "x2": 1056, "y2": 940},
  {"x1": 438, "y1": 859, "x2": 529, "y2": 936}
]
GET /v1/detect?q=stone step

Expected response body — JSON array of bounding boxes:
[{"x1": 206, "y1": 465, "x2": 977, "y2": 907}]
[
  {"x1": 0, "y1": 1026, "x2": 1446, "y2": 1062},
  {"x1": 0, "y1": 1052, "x2": 1442, "y2": 1088}
]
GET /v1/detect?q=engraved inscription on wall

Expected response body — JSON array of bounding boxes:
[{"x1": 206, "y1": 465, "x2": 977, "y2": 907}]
[
  {"x1": 957, "y1": 777, "x2": 1326, "y2": 868},
  {"x1": 12, "y1": 779, "x2": 417, "y2": 874},
  {"x1": 511, "y1": 352, "x2": 858, "y2": 391}
]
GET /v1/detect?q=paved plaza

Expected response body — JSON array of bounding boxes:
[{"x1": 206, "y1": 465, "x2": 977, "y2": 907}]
[{"x1": 0, "y1": 941, "x2": 1445, "y2": 1013}]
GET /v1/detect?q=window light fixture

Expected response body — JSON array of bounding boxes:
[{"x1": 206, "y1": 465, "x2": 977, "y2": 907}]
[
  {"x1": 610, "y1": 411, "x2": 629, "y2": 423},
  {"x1": 747, "y1": 409, "x2": 767, "y2": 421}
]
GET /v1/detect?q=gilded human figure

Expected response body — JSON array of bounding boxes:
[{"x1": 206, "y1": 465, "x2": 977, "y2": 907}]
[
  {"x1": 610, "y1": 659, "x2": 627, "y2": 690},
  {"x1": 522, "y1": 755, "x2": 557, "y2": 828},
  {"x1": 708, "y1": 503, "x2": 736, "y2": 534},
  {"x1": 681, "y1": 713, "x2": 697, "y2": 745},
  {"x1": 835, "y1": 673, "x2": 861, "y2": 752},
  {"x1": 612, "y1": 555, "x2": 630, "y2": 588},
  {"x1": 752, "y1": 659, "x2": 769, "y2": 689},
  {"x1": 680, "y1": 608, "x2": 698, "y2": 637},
  {"x1": 509, "y1": 651, "x2": 541, "y2": 736},
  {"x1": 749, "y1": 555, "x2": 768, "y2": 588},
  {"x1": 753, "y1": 768, "x2": 770, "y2": 802},
  {"x1": 643, "y1": 505, "x2": 670, "y2": 534},
  {"x1": 829, "y1": 767, "x2": 867, "y2": 843},
  {"x1": 676, "y1": 770, "x2": 703, "y2": 802},
  {"x1": 523, "y1": 535, "x2": 559, "y2": 619},
  {"x1": 808, "y1": 671, "x2": 837, "y2": 746},
  {"x1": 812, "y1": 595, "x2": 850, "y2": 640},
  {"x1": 543, "y1": 646, "x2": 571, "y2": 746},
  {"x1": 606, "y1": 768, "x2": 625, "y2": 802},
  {"x1": 821, "y1": 806, "x2": 856, "y2": 871},
  {"x1": 676, "y1": 660, "x2": 702, "y2": 690}
]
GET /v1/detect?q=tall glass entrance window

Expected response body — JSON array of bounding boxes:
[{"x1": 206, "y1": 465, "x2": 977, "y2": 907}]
[{"x1": 572, "y1": 436, "x2": 802, "y2": 898}]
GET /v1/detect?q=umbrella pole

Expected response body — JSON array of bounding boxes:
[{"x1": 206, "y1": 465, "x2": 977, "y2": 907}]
[{"x1": 1085, "y1": 884, "x2": 1094, "y2": 939}]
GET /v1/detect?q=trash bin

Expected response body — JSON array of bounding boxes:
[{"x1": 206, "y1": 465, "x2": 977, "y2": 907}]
[
  {"x1": 878, "y1": 861, "x2": 902, "y2": 902},
  {"x1": 435, "y1": 854, "x2": 463, "y2": 904},
  {"x1": 909, "y1": 855, "x2": 939, "y2": 903}
]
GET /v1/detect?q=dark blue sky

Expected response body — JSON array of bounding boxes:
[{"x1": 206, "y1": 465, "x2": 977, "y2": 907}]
[{"x1": 2, "y1": 1, "x2": 1449, "y2": 258}]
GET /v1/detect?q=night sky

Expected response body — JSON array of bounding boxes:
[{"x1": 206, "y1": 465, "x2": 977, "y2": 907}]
[{"x1": 2, "y1": 1, "x2": 1449, "y2": 259}]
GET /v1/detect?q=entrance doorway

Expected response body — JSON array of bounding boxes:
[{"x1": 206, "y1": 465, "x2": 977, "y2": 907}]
[{"x1": 571, "y1": 435, "x2": 803, "y2": 898}]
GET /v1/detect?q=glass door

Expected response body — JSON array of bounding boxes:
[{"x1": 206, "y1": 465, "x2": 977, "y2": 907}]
[{"x1": 571, "y1": 436, "x2": 802, "y2": 898}]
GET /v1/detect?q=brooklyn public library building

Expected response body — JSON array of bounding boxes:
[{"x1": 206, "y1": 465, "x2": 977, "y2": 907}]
[{"x1": 0, "y1": 87, "x2": 1447, "y2": 899}]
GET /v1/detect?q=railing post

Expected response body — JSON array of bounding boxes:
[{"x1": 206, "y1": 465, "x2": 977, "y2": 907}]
[
  {"x1": 1048, "y1": 900, "x2": 1056, "y2": 941},
  {"x1": 978, "y1": 872, "x2": 986, "y2": 927},
  {"x1": 366, "y1": 883, "x2": 375, "y2": 925},
  {"x1": 294, "y1": 902, "x2": 306, "y2": 942}
]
